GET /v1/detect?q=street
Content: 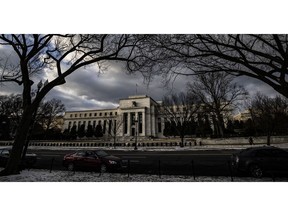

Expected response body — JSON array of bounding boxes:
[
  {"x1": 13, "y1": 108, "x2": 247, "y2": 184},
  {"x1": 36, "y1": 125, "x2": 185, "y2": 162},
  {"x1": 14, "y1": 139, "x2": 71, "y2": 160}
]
[{"x1": 28, "y1": 148, "x2": 237, "y2": 176}]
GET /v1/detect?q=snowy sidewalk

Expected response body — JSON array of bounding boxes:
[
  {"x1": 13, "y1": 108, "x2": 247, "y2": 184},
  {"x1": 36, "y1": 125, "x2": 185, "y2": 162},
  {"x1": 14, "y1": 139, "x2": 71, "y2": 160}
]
[
  {"x1": 20, "y1": 143, "x2": 288, "y2": 151},
  {"x1": 0, "y1": 168, "x2": 287, "y2": 182}
]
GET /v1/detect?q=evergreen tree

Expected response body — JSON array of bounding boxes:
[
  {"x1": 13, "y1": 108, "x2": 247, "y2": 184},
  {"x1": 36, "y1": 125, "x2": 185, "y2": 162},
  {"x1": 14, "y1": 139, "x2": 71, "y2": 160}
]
[
  {"x1": 70, "y1": 125, "x2": 77, "y2": 139},
  {"x1": 86, "y1": 124, "x2": 94, "y2": 138},
  {"x1": 95, "y1": 124, "x2": 103, "y2": 137},
  {"x1": 78, "y1": 124, "x2": 85, "y2": 138}
]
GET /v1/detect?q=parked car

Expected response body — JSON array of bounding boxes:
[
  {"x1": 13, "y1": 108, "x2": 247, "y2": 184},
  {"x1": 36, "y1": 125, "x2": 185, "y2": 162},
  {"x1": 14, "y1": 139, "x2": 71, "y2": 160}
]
[
  {"x1": 0, "y1": 147, "x2": 37, "y2": 168},
  {"x1": 231, "y1": 146, "x2": 288, "y2": 178},
  {"x1": 63, "y1": 150, "x2": 122, "y2": 172}
]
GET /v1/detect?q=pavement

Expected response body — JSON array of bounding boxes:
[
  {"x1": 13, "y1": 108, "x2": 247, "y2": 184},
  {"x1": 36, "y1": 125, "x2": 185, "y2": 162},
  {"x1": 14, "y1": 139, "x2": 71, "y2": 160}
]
[{"x1": 20, "y1": 142, "x2": 288, "y2": 151}]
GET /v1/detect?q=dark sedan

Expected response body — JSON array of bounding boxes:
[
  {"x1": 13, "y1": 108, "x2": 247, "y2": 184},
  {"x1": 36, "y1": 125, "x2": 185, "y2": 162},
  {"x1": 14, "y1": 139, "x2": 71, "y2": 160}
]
[
  {"x1": 0, "y1": 147, "x2": 37, "y2": 168},
  {"x1": 231, "y1": 146, "x2": 288, "y2": 178},
  {"x1": 63, "y1": 150, "x2": 122, "y2": 172}
]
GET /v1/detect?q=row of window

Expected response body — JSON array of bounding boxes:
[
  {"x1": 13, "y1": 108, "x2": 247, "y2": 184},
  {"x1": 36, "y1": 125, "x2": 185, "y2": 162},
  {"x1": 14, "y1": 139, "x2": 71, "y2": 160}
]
[
  {"x1": 68, "y1": 120, "x2": 104, "y2": 128},
  {"x1": 68, "y1": 119, "x2": 116, "y2": 134},
  {"x1": 69, "y1": 111, "x2": 117, "y2": 118}
]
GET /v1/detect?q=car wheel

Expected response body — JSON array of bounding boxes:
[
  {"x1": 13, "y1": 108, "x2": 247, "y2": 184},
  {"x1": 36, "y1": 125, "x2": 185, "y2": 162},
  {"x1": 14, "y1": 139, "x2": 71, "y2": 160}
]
[
  {"x1": 249, "y1": 164, "x2": 263, "y2": 178},
  {"x1": 100, "y1": 164, "x2": 107, "y2": 173},
  {"x1": 67, "y1": 163, "x2": 75, "y2": 171}
]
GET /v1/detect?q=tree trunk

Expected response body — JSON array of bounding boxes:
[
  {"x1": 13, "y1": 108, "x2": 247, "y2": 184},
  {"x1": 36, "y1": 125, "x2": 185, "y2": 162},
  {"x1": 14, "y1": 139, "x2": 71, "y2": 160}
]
[
  {"x1": 180, "y1": 135, "x2": 184, "y2": 147},
  {"x1": 267, "y1": 132, "x2": 271, "y2": 146},
  {"x1": 0, "y1": 108, "x2": 34, "y2": 176},
  {"x1": 113, "y1": 136, "x2": 116, "y2": 148},
  {"x1": 215, "y1": 112, "x2": 224, "y2": 138}
]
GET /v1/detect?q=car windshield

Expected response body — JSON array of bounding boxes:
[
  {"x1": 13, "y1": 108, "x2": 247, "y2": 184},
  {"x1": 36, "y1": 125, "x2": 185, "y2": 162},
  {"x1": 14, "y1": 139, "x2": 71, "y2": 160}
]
[{"x1": 95, "y1": 150, "x2": 108, "y2": 157}]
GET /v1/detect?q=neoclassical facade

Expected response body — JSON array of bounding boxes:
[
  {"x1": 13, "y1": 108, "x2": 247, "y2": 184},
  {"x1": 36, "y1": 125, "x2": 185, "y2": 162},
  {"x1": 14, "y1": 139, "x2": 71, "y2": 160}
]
[
  {"x1": 63, "y1": 94, "x2": 233, "y2": 139},
  {"x1": 63, "y1": 95, "x2": 164, "y2": 138}
]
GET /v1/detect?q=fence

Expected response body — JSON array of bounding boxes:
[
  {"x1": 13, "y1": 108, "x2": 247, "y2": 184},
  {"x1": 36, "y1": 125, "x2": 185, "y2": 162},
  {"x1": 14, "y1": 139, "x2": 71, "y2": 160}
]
[
  {"x1": 0, "y1": 140, "x2": 196, "y2": 148},
  {"x1": 2, "y1": 135, "x2": 288, "y2": 148},
  {"x1": 47, "y1": 158, "x2": 279, "y2": 182}
]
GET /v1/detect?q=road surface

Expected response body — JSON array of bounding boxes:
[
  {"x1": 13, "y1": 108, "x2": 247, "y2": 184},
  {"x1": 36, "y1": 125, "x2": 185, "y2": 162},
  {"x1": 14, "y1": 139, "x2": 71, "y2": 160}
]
[{"x1": 28, "y1": 149, "x2": 237, "y2": 176}]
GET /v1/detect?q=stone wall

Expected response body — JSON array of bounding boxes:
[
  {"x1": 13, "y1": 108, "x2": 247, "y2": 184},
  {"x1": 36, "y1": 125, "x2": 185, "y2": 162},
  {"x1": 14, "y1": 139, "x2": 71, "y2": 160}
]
[{"x1": 1, "y1": 136, "x2": 288, "y2": 147}]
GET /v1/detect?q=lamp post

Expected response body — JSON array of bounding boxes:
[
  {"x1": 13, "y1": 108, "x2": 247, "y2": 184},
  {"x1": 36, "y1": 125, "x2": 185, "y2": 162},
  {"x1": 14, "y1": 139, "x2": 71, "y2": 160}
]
[{"x1": 134, "y1": 116, "x2": 138, "y2": 150}]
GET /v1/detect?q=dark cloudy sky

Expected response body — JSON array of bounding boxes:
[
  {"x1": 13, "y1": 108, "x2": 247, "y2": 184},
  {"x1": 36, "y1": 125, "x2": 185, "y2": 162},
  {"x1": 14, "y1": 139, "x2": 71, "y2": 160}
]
[{"x1": 0, "y1": 51, "x2": 279, "y2": 112}]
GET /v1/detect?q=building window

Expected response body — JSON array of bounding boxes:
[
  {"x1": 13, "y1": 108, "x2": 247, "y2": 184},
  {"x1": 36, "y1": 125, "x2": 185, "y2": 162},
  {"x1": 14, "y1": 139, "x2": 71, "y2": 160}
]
[
  {"x1": 103, "y1": 120, "x2": 107, "y2": 134},
  {"x1": 158, "y1": 118, "x2": 162, "y2": 133},
  {"x1": 70, "y1": 114, "x2": 72, "y2": 118},
  {"x1": 89, "y1": 113, "x2": 92, "y2": 117},
  {"x1": 99, "y1": 113, "x2": 102, "y2": 116},
  {"x1": 105, "y1": 112, "x2": 107, "y2": 116},
  {"x1": 110, "y1": 112, "x2": 113, "y2": 116},
  {"x1": 124, "y1": 113, "x2": 128, "y2": 134},
  {"x1": 115, "y1": 112, "x2": 117, "y2": 115},
  {"x1": 84, "y1": 113, "x2": 87, "y2": 117},
  {"x1": 108, "y1": 120, "x2": 112, "y2": 134},
  {"x1": 94, "y1": 113, "x2": 97, "y2": 116},
  {"x1": 80, "y1": 114, "x2": 82, "y2": 117},
  {"x1": 138, "y1": 112, "x2": 143, "y2": 134},
  {"x1": 113, "y1": 120, "x2": 117, "y2": 134},
  {"x1": 75, "y1": 114, "x2": 78, "y2": 117},
  {"x1": 131, "y1": 112, "x2": 135, "y2": 125}
]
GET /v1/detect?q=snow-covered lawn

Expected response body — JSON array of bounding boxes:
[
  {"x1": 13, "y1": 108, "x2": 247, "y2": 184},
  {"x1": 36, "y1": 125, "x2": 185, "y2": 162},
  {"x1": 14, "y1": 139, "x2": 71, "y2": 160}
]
[
  {"x1": 0, "y1": 168, "x2": 287, "y2": 182},
  {"x1": 1, "y1": 143, "x2": 287, "y2": 152}
]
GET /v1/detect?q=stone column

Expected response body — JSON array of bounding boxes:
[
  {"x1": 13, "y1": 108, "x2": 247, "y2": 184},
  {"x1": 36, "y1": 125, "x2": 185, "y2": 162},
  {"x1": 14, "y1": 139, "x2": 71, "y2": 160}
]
[
  {"x1": 142, "y1": 110, "x2": 146, "y2": 136},
  {"x1": 151, "y1": 105, "x2": 156, "y2": 136},
  {"x1": 135, "y1": 112, "x2": 139, "y2": 137},
  {"x1": 127, "y1": 112, "x2": 131, "y2": 136}
]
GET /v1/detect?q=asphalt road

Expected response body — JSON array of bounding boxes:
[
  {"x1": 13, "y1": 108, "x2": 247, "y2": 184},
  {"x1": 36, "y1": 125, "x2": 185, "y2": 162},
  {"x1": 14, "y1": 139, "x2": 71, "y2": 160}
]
[{"x1": 28, "y1": 149, "x2": 238, "y2": 176}]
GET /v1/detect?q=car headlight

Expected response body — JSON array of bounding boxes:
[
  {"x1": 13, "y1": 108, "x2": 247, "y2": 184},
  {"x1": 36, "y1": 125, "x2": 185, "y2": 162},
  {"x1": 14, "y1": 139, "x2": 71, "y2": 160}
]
[{"x1": 108, "y1": 160, "x2": 117, "y2": 164}]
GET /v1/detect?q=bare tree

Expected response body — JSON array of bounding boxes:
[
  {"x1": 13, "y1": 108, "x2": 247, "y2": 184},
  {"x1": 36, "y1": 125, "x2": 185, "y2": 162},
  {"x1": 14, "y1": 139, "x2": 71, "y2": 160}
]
[
  {"x1": 160, "y1": 92, "x2": 201, "y2": 147},
  {"x1": 191, "y1": 35, "x2": 288, "y2": 98},
  {"x1": 129, "y1": 35, "x2": 288, "y2": 98},
  {"x1": 106, "y1": 115, "x2": 124, "y2": 148},
  {"x1": 0, "y1": 94, "x2": 23, "y2": 136},
  {"x1": 248, "y1": 93, "x2": 288, "y2": 145},
  {"x1": 187, "y1": 72, "x2": 248, "y2": 137},
  {"x1": 36, "y1": 99, "x2": 65, "y2": 133},
  {"x1": 0, "y1": 34, "x2": 151, "y2": 176}
]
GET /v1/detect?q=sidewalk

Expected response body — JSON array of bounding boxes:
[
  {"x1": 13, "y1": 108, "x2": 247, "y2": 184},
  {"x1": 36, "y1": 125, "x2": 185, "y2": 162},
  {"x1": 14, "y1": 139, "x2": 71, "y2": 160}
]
[
  {"x1": 1, "y1": 168, "x2": 287, "y2": 182},
  {"x1": 19, "y1": 142, "x2": 288, "y2": 151}
]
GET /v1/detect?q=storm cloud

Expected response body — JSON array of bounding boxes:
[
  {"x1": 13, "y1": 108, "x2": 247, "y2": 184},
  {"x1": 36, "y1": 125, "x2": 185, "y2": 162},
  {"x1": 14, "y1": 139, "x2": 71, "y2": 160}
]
[{"x1": 0, "y1": 42, "x2": 281, "y2": 112}]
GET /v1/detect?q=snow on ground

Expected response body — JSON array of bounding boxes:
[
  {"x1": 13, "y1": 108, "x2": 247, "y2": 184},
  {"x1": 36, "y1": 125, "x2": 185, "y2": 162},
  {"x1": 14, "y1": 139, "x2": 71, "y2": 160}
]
[
  {"x1": 2, "y1": 143, "x2": 288, "y2": 152},
  {"x1": 1, "y1": 143, "x2": 288, "y2": 182},
  {"x1": 0, "y1": 168, "x2": 287, "y2": 182}
]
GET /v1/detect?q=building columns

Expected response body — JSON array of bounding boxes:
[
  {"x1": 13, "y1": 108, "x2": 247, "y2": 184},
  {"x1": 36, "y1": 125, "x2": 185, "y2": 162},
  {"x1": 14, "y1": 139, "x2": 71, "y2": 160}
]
[
  {"x1": 127, "y1": 112, "x2": 131, "y2": 136},
  {"x1": 142, "y1": 110, "x2": 146, "y2": 136}
]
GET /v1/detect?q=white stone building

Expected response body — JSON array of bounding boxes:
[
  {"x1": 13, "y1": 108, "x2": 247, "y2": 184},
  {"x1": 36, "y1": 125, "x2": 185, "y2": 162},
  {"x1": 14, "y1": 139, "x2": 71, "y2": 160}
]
[
  {"x1": 63, "y1": 95, "x2": 234, "y2": 139},
  {"x1": 63, "y1": 95, "x2": 164, "y2": 139}
]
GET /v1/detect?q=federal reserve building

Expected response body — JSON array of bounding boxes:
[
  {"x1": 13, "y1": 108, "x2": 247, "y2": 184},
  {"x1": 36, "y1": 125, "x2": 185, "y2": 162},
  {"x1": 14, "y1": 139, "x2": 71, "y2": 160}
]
[{"x1": 63, "y1": 95, "x2": 164, "y2": 139}]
